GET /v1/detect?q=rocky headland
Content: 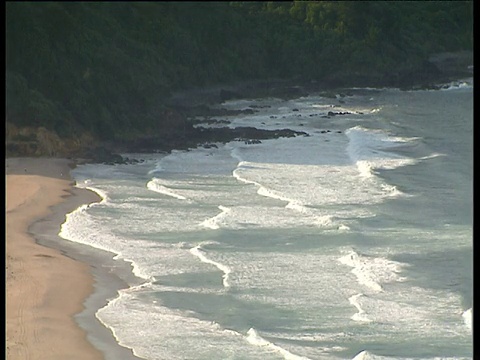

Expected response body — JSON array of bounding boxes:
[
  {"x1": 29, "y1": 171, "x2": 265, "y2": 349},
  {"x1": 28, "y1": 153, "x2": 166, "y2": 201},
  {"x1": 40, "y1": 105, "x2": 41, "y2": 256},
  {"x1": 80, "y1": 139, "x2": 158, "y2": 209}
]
[{"x1": 6, "y1": 50, "x2": 473, "y2": 165}]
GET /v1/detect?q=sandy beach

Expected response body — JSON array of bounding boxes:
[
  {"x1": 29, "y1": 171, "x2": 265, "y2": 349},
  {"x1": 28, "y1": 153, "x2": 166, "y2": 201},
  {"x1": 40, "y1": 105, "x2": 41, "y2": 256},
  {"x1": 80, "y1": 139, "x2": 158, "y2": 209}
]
[{"x1": 5, "y1": 157, "x2": 139, "y2": 360}]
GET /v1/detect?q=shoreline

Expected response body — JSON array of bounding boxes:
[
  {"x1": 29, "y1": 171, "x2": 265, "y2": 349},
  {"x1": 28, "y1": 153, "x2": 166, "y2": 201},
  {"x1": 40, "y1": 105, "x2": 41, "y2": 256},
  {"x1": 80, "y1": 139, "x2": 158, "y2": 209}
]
[{"x1": 6, "y1": 157, "x2": 141, "y2": 360}]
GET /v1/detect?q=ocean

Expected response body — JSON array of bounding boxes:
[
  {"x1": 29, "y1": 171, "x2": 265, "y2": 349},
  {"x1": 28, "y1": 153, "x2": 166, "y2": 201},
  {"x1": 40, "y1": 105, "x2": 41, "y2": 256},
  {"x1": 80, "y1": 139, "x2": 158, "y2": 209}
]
[{"x1": 61, "y1": 79, "x2": 473, "y2": 360}]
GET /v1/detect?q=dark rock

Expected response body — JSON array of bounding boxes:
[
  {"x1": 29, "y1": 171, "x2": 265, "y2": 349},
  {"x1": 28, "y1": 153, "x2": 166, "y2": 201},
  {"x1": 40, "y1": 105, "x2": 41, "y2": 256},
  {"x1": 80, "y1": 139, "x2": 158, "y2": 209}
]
[
  {"x1": 327, "y1": 111, "x2": 352, "y2": 116},
  {"x1": 244, "y1": 139, "x2": 262, "y2": 144},
  {"x1": 84, "y1": 146, "x2": 125, "y2": 165}
]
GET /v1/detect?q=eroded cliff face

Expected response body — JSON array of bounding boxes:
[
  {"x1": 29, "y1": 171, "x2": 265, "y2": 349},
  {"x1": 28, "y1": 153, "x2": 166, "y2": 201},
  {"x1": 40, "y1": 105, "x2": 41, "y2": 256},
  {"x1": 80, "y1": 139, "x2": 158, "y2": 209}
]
[{"x1": 6, "y1": 123, "x2": 97, "y2": 158}]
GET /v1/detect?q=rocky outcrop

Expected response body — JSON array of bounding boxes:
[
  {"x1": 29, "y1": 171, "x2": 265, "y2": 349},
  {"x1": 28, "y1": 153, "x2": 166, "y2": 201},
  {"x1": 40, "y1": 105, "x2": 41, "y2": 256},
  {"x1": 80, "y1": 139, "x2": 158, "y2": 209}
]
[
  {"x1": 5, "y1": 122, "x2": 110, "y2": 162},
  {"x1": 82, "y1": 146, "x2": 125, "y2": 165},
  {"x1": 7, "y1": 50, "x2": 472, "y2": 163},
  {"x1": 6, "y1": 123, "x2": 66, "y2": 157},
  {"x1": 114, "y1": 125, "x2": 308, "y2": 155}
]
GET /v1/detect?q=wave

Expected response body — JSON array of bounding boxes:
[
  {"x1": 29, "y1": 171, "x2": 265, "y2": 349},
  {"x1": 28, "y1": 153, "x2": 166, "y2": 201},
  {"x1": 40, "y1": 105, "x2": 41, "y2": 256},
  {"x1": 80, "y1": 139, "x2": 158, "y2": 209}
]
[
  {"x1": 234, "y1": 163, "x2": 297, "y2": 208},
  {"x1": 95, "y1": 290, "x2": 145, "y2": 360},
  {"x1": 199, "y1": 205, "x2": 231, "y2": 229},
  {"x1": 345, "y1": 126, "x2": 417, "y2": 200},
  {"x1": 338, "y1": 250, "x2": 407, "y2": 293},
  {"x1": 348, "y1": 293, "x2": 372, "y2": 323},
  {"x1": 190, "y1": 243, "x2": 231, "y2": 288},
  {"x1": 462, "y1": 308, "x2": 472, "y2": 331},
  {"x1": 147, "y1": 163, "x2": 163, "y2": 175},
  {"x1": 419, "y1": 152, "x2": 446, "y2": 160},
  {"x1": 352, "y1": 350, "x2": 472, "y2": 360},
  {"x1": 146, "y1": 178, "x2": 188, "y2": 200},
  {"x1": 246, "y1": 328, "x2": 312, "y2": 360},
  {"x1": 233, "y1": 161, "x2": 339, "y2": 228},
  {"x1": 60, "y1": 182, "x2": 154, "y2": 282},
  {"x1": 355, "y1": 160, "x2": 376, "y2": 178},
  {"x1": 345, "y1": 126, "x2": 419, "y2": 175},
  {"x1": 75, "y1": 179, "x2": 110, "y2": 204},
  {"x1": 60, "y1": 205, "x2": 151, "y2": 281},
  {"x1": 435, "y1": 78, "x2": 474, "y2": 92},
  {"x1": 380, "y1": 183, "x2": 406, "y2": 198}
]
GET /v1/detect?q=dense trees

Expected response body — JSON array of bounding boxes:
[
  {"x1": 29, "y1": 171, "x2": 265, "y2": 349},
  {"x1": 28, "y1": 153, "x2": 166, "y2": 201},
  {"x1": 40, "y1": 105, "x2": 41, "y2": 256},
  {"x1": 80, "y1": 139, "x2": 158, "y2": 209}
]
[{"x1": 6, "y1": 1, "x2": 473, "y2": 142}]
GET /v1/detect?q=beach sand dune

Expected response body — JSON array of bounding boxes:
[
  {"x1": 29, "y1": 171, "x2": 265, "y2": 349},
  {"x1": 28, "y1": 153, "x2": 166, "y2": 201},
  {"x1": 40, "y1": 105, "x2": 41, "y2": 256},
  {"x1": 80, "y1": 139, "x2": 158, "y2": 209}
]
[{"x1": 6, "y1": 157, "x2": 104, "y2": 360}]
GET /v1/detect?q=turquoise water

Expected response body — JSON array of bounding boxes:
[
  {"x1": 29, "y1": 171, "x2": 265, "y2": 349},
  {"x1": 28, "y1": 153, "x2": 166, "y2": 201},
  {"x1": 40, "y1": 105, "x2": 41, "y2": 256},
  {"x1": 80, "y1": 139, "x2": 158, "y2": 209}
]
[{"x1": 63, "y1": 79, "x2": 472, "y2": 360}]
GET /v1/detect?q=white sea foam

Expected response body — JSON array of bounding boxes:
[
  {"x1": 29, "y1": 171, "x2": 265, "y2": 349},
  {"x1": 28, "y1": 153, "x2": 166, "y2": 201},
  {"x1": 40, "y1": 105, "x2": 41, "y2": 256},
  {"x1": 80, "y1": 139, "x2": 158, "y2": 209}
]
[
  {"x1": 345, "y1": 126, "x2": 419, "y2": 176},
  {"x1": 344, "y1": 126, "x2": 417, "y2": 200},
  {"x1": 418, "y1": 152, "x2": 447, "y2": 162},
  {"x1": 232, "y1": 130, "x2": 410, "y2": 222},
  {"x1": 462, "y1": 308, "x2": 472, "y2": 331},
  {"x1": 75, "y1": 180, "x2": 110, "y2": 204},
  {"x1": 146, "y1": 178, "x2": 188, "y2": 200},
  {"x1": 199, "y1": 205, "x2": 232, "y2": 229},
  {"x1": 66, "y1": 88, "x2": 471, "y2": 359},
  {"x1": 435, "y1": 78, "x2": 473, "y2": 91},
  {"x1": 348, "y1": 293, "x2": 372, "y2": 322},
  {"x1": 246, "y1": 328, "x2": 312, "y2": 360},
  {"x1": 190, "y1": 244, "x2": 232, "y2": 288},
  {"x1": 232, "y1": 161, "x2": 347, "y2": 229},
  {"x1": 338, "y1": 250, "x2": 407, "y2": 293},
  {"x1": 356, "y1": 160, "x2": 375, "y2": 178},
  {"x1": 234, "y1": 164, "x2": 313, "y2": 214},
  {"x1": 59, "y1": 186, "x2": 153, "y2": 281},
  {"x1": 147, "y1": 163, "x2": 163, "y2": 175},
  {"x1": 352, "y1": 350, "x2": 472, "y2": 360},
  {"x1": 96, "y1": 291, "x2": 275, "y2": 360}
]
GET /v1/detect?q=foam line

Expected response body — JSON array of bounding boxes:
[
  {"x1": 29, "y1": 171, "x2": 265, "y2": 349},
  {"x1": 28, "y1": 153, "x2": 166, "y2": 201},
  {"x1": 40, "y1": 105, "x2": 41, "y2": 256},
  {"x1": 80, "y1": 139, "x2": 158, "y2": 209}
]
[
  {"x1": 199, "y1": 205, "x2": 231, "y2": 229},
  {"x1": 462, "y1": 308, "x2": 472, "y2": 331},
  {"x1": 190, "y1": 244, "x2": 231, "y2": 288},
  {"x1": 246, "y1": 328, "x2": 312, "y2": 360},
  {"x1": 348, "y1": 293, "x2": 372, "y2": 322},
  {"x1": 146, "y1": 179, "x2": 187, "y2": 200},
  {"x1": 232, "y1": 161, "x2": 349, "y2": 229},
  {"x1": 351, "y1": 349, "x2": 472, "y2": 360},
  {"x1": 338, "y1": 250, "x2": 407, "y2": 293}
]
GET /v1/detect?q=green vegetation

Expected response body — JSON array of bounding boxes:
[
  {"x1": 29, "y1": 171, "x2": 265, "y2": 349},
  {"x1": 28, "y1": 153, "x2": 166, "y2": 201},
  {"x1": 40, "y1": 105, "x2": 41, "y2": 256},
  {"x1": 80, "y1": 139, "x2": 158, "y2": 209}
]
[{"x1": 6, "y1": 1, "x2": 473, "y2": 142}]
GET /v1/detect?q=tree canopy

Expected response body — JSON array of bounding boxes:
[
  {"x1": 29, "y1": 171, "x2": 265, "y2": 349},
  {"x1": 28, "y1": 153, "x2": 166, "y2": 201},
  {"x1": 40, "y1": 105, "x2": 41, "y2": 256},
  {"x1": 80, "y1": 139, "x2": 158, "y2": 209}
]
[{"x1": 6, "y1": 1, "x2": 473, "y2": 141}]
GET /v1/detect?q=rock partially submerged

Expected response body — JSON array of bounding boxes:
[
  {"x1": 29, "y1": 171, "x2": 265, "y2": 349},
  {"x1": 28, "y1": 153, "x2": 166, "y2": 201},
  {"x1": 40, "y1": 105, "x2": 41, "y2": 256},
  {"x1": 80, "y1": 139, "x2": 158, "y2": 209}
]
[{"x1": 115, "y1": 126, "x2": 308, "y2": 155}]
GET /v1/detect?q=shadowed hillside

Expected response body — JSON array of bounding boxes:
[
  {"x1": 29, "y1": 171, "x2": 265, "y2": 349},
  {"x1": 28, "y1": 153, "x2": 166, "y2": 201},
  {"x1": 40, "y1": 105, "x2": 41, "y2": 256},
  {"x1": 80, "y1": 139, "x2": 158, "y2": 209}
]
[{"x1": 6, "y1": 1, "x2": 473, "y2": 158}]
